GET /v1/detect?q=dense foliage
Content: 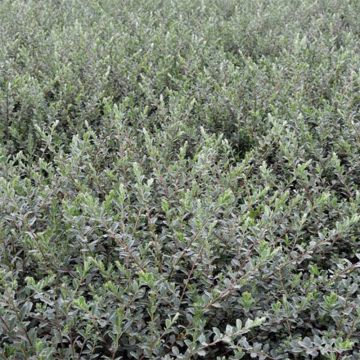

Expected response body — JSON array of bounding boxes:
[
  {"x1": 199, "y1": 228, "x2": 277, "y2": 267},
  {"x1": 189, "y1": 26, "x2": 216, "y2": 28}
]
[{"x1": 0, "y1": 0, "x2": 359, "y2": 359}]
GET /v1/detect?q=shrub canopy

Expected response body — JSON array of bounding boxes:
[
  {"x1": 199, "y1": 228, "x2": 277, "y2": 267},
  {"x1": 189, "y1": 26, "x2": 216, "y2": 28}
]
[{"x1": 0, "y1": 0, "x2": 359, "y2": 359}]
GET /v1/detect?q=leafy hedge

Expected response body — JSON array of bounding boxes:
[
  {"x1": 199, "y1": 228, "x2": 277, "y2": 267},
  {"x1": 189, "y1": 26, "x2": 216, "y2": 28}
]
[{"x1": 0, "y1": 0, "x2": 359, "y2": 359}]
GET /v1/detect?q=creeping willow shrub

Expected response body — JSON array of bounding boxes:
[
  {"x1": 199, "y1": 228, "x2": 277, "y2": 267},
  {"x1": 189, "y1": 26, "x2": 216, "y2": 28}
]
[{"x1": 0, "y1": 0, "x2": 359, "y2": 359}]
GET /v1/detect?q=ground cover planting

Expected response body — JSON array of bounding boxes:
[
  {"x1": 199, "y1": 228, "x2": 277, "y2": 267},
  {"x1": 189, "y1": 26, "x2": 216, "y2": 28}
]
[{"x1": 0, "y1": 0, "x2": 359, "y2": 358}]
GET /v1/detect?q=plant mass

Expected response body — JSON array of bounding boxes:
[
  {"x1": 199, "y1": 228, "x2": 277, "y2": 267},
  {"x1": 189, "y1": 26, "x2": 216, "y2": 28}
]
[{"x1": 0, "y1": 0, "x2": 359, "y2": 359}]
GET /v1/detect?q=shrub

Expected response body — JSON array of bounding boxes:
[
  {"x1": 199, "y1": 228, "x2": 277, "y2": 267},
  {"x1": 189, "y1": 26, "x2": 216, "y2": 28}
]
[{"x1": 0, "y1": 0, "x2": 359, "y2": 359}]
